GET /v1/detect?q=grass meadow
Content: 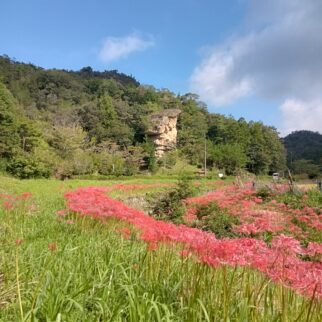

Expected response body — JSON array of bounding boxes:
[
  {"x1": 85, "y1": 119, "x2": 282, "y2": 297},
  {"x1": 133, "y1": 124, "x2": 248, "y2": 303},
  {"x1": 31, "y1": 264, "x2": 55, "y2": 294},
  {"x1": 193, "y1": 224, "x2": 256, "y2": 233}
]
[{"x1": 0, "y1": 176, "x2": 321, "y2": 321}]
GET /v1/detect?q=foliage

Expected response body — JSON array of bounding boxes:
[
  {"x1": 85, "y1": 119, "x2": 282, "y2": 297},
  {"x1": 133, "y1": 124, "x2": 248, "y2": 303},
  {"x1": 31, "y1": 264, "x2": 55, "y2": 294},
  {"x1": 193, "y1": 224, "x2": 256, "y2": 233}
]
[
  {"x1": 210, "y1": 143, "x2": 247, "y2": 175},
  {"x1": 0, "y1": 82, "x2": 20, "y2": 158},
  {"x1": 157, "y1": 158, "x2": 198, "y2": 176},
  {"x1": 49, "y1": 124, "x2": 87, "y2": 159},
  {"x1": 306, "y1": 189, "x2": 322, "y2": 208},
  {"x1": 277, "y1": 189, "x2": 322, "y2": 210},
  {"x1": 96, "y1": 152, "x2": 125, "y2": 176},
  {"x1": 149, "y1": 174, "x2": 196, "y2": 223},
  {"x1": 284, "y1": 130, "x2": 322, "y2": 177},
  {"x1": 255, "y1": 186, "x2": 275, "y2": 201},
  {"x1": 142, "y1": 137, "x2": 158, "y2": 173},
  {"x1": 0, "y1": 55, "x2": 287, "y2": 178},
  {"x1": 274, "y1": 189, "x2": 322, "y2": 243},
  {"x1": 157, "y1": 150, "x2": 178, "y2": 169},
  {"x1": 192, "y1": 203, "x2": 240, "y2": 238},
  {"x1": 54, "y1": 159, "x2": 74, "y2": 180},
  {"x1": 70, "y1": 149, "x2": 95, "y2": 175},
  {"x1": 207, "y1": 115, "x2": 286, "y2": 175},
  {"x1": 6, "y1": 154, "x2": 51, "y2": 178},
  {"x1": 284, "y1": 130, "x2": 322, "y2": 164},
  {"x1": 292, "y1": 159, "x2": 321, "y2": 179}
]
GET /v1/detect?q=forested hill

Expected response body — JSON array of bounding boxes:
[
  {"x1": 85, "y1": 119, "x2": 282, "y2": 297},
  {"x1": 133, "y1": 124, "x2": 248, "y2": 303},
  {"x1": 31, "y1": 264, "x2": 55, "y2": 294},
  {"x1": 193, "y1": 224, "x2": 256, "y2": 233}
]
[
  {"x1": 283, "y1": 131, "x2": 322, "y2": 178},
  {"x1": 0, "y1": 55, "x2": 286, "y2": 178}
]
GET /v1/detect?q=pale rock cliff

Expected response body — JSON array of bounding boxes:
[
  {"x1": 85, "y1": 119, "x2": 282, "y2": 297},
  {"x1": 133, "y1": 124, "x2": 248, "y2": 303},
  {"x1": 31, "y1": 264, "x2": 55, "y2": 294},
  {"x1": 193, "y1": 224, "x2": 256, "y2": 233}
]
[{"x1": 146, "y1": 109, "x2": 181, "y2": 158}]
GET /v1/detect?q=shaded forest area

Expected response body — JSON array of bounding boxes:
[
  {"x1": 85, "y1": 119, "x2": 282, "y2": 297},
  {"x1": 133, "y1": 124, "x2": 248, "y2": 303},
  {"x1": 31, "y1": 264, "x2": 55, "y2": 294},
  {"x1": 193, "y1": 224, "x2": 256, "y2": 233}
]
[
  {"x1": 284, "y1": 131, "x2": 322, "y2": 179},
  {"x1": 0, "y1": 55, "x2": 292, "y2": 179}
]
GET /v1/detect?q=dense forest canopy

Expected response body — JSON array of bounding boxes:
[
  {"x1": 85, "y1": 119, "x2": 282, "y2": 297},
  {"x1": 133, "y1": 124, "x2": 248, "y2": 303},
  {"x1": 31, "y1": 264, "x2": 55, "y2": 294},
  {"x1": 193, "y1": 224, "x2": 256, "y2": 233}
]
[
  {"x1": 0, "y1": 55, "x2": 287, "y2": 178},
  {"x1": 283, "y1": 131, "x2": 322, "y2": 178}
]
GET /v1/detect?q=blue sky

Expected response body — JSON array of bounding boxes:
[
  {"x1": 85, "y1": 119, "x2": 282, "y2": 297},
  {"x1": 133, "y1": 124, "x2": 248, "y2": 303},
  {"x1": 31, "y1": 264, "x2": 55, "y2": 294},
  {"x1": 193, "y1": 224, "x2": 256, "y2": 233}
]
[{"x1": 1, "y1": 0, "x2": 321, "y2": 135}]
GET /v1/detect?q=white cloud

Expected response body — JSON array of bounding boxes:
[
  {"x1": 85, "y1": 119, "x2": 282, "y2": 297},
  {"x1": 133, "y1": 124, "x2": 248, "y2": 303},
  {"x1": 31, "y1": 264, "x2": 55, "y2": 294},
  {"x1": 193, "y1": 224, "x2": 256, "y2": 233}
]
[
  {"x1": 189, "y1": 0, "x2": 322, "y2": 134},
  {"x1": 99, "y1": 32, "x2": 154, "y2": 63},
  {"x1": 280, "y1": 99, "x2": 322, "y2": 136},
  {"x1": 190, "y1": 36, "x2": 253, "y2": 106}
]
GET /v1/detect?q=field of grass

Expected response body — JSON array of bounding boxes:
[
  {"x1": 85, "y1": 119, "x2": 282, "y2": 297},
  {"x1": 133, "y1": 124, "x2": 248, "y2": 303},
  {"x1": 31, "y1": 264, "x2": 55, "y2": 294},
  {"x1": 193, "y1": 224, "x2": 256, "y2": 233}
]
[{"x1": 0, "y1": 175, "x2": 321, "y2": 321}]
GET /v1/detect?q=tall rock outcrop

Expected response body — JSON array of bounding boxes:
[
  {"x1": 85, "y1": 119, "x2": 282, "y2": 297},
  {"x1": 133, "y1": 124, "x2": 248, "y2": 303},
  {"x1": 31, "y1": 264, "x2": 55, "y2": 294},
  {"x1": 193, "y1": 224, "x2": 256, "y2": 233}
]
[{"x1": 146, "y1": 109, "x2": 181, "y2": 158}]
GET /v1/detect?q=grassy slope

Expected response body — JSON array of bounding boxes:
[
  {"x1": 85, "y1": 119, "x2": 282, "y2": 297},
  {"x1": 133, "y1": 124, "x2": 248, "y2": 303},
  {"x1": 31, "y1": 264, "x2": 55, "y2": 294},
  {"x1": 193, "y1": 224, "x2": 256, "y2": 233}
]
[{"x1": 0, "y1": 176, "x2": 321, "y2": 321}]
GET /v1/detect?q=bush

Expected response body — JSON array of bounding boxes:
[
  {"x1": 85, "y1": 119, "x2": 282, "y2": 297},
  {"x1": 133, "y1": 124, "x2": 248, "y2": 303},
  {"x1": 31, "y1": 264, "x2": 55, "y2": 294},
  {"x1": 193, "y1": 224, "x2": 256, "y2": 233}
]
[
  {"x1": 277, "y1": 191, "x2": 304, "y2": 209},
  {"x1": 149, "y1": 174, "x2": 197, "y2": 223},
  {"x1": 276, "y1": 187, "x2": 322, "y2": 210},
  {"x1": 70, "y1": 149, "x2": 95, "y2": 175},
  {"x1": 306, "y1": 189, "x2": 322, "y2": 208},
  {"x1": 192, "y1": 203, "x2": 240, "y2": 238},
  {"x1": 7, "y1": 154, "x2": 51, "y2": 179},
  {"x1": 255, "y1": 187, "x2": 274, "y2": 201},
  {"x1": 96, "y1": 152, "x2": 125, "y2": 176},
  {"x1": 158, "y1": 150, "x2": 178, "y2": 169},
  {"x1": 54, "y1": 160, "x2": 74, "y2": 180},
  {"x1": 156, "y1": 158, "x2": 198, "y2": 176}
]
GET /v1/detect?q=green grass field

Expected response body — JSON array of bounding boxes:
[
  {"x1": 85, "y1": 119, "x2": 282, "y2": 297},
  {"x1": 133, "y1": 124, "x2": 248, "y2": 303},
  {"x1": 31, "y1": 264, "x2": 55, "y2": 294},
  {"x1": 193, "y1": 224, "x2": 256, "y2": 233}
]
[{"x1": 0, "y1": 176, "x2": 321, "y2": 321}]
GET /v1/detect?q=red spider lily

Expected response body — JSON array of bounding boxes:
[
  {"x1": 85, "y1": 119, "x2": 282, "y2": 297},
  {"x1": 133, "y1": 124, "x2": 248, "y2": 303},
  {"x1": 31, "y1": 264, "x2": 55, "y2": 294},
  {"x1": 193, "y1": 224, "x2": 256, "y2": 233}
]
[
  {"x1": 56, "y1": 210, "x2": 67, "y2": 216},
  {"x1": 117, "y1": 227, "x2": 132, "y2": 239},
  {"x1": 306, "y1": 243, "x2": 322, "y2": 256},
  {"x1": 1, "y1": 192, "x2": 32, "y2": 210},
  {"x1": 20, "y1": 192, "x2": 32, "y2": 200},
  {"x1": 48, "y1": 242, "x2": 57, "y2": 252},
  {"x1": 15, "y1": 239, "x2": 23, "y2": 246},
  {"x1": 184, "y1": 183, "x2": 322, "y2": 239},
  {"x1": 271, "y1": 235, "x2": 303, "y2": 255},
  {"x1": 63, "y1": 185, "x2": 322, "y2": 298},
  {"x1": 3, "y1": 201, "x2": 14, "y2": 210}
]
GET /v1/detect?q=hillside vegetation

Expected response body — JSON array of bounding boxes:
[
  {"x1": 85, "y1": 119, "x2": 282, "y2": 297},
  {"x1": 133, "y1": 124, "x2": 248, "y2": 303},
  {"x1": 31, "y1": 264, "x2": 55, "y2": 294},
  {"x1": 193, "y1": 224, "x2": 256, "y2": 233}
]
[
  {"x1": 284, "y1": 131, "x2": 322, "y2": 179},
  {"x1": 0, "y1": 55, "x2": 286, "y2": 178}
]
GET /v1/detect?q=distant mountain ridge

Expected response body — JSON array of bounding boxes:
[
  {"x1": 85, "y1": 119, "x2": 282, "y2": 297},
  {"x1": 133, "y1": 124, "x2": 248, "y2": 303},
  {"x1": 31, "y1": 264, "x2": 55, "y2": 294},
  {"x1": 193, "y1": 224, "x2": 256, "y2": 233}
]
[
  {"x1": 283, "y1": 130, "x2": 322, "y2": 178},
  {"x1": 284, "y1": 131, "x2": 322, "y2": 164}
]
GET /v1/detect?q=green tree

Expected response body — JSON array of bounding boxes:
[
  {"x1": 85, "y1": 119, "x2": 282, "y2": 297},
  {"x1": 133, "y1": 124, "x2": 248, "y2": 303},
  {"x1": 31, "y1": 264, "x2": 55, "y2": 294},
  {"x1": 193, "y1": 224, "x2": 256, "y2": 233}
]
[
  {"x1": 177, "y1": 95, "x2": 208, "y2": 165},
  {"x1": 0, "y1": 82, "x2": 20, "y2": 159},
  {"x1": 17, "y1": 122, "x2": 41, "y2": 152},
  {"x1": 292, "y1": 159, "x2": 321, "y2": 178},
  {"x1": 50, "y1": 124, "x2": 87, "y2": 159},
  {"x1": 99, "y1": 94, "x2": 117, "y2": 126},
  {"x1": 210, "y1": 143, "x2": 247, "y2": 175}
]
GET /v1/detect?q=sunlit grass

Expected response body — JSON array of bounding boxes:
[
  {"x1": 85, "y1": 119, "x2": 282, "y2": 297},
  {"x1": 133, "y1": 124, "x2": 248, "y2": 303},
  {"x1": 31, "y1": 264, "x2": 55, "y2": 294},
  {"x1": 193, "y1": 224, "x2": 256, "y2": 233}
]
[{"x1": 0, "y1": 176, "x2": 321, "y2": 321}]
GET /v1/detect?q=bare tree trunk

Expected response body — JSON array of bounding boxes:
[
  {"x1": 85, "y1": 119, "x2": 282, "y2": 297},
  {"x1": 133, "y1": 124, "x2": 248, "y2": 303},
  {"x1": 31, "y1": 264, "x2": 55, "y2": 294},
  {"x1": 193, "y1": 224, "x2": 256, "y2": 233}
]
[{"x1": 287, "y1": 168, "x2": 294, "y2": 193}]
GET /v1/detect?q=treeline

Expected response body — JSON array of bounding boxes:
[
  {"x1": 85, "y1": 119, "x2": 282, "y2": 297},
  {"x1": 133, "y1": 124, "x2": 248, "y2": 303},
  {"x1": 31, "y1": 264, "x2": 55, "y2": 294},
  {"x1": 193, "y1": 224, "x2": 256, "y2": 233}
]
[
  {"x1": 284, "y1": 131, "x2": 322, "y2": 179},
  {"x1": 0, "y1": 55, "x2": 286, "y2": 178}
]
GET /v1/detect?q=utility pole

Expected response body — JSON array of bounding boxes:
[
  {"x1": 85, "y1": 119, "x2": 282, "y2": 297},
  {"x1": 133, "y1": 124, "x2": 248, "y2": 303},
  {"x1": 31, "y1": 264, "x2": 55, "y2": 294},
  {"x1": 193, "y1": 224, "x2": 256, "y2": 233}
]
[{"x1": 204, "y1": 133, "x2": 207, "y2": 177}]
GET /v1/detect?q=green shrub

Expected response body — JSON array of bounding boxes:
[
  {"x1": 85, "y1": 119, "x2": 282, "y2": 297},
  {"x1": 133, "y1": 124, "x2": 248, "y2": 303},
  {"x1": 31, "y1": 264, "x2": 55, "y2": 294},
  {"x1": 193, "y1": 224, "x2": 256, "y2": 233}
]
[
  {"x1": 255, "y1": 186, "x2": 274, "y2": 201},
  {"x1": 7, "y1": 154, "x2": 51, "y2": 179},
  {"x1": 276, "y1": 191, "x2": 303, "y2": 209},
  {"x1": 70, "y1": 149, "x2": 95, "y2": 175},
  {"x1": 158, "y1": 150, "x2": 178, "y2": 169},
  {"x1": 192, "y1": 203, "x2": 240, "y2": 238},
  {"x1": 149, "y1": 174, "x2": 197, "y2": 223},
  {"x1": 306, "y1": 189, "x2": 322, "y2": 208},
  {"x1": 96, "y1": 152, "x2": 125, "y2": 176},
  {"x1": 54, "y1": 159, "x2": 74, "y2": 180}
]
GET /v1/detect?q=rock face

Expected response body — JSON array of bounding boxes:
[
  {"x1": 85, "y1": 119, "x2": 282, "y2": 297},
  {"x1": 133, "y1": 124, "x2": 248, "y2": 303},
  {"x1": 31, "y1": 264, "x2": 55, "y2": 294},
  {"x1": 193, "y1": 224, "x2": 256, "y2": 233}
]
[{"x1": 146, "y1": 109, "x2": 181, "y2": 158}]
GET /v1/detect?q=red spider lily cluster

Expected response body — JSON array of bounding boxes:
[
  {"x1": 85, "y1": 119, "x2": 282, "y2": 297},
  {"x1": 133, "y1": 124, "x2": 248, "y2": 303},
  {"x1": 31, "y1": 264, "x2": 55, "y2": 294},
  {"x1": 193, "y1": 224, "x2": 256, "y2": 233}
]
[
  {"x1": 184, "y1": 184, "x2": 322, "y2": 239},
  {"x1": 63, "y1": 185, "x2": 322, "y2": 298},
  {"x1": 0, "y1": 192, "x2": 32, "y2": 210}
]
